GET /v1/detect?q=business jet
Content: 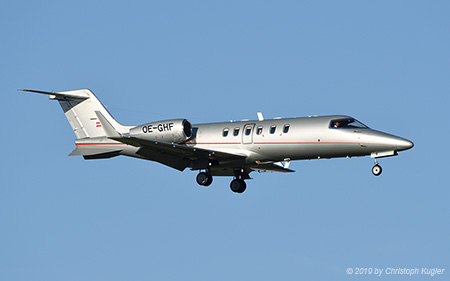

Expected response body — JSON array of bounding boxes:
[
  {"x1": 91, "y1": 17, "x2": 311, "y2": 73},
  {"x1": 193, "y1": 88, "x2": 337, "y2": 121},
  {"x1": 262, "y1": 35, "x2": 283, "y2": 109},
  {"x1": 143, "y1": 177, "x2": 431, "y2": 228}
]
[{"x1": 21, "y1": 89, "x2": 414, "y2": 193}]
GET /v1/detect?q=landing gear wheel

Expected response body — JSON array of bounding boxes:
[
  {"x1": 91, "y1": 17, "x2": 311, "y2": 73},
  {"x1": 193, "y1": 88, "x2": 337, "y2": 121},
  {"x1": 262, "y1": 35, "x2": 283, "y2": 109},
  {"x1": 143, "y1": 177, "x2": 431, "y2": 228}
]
[
  {"x1": 230, "y1": 179, "x2": 247, "y2": 193},
  {"x1": 372, "y1": 164, "x2": 382, "y2": 176},
  {"x1": 196, "y1": 172, "x2": 213, "y2": 186}
]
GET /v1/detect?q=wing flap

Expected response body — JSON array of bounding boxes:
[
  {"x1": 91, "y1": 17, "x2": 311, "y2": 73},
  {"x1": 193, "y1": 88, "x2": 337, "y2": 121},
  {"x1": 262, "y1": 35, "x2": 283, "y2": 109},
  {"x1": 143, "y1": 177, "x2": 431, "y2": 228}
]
[{"x1": 135, "y1": 146, "x2": 191, "y2": 171}]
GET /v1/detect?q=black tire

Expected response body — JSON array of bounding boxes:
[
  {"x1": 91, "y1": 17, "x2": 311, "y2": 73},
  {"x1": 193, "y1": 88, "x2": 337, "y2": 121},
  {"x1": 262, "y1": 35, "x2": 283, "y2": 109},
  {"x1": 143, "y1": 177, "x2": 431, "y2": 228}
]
[
  {"x1": 230, "y1": 179, "x2": 247, "y2": 193},
  {"x1": 372, "y1": 164, "x2": 382, "y2": 176},
  {"x1": 196, "y1": 172, "x2": 213, "y2": 186},
  {"x1": 204, "y1": 174, "x2": 213, "y2": 186}
]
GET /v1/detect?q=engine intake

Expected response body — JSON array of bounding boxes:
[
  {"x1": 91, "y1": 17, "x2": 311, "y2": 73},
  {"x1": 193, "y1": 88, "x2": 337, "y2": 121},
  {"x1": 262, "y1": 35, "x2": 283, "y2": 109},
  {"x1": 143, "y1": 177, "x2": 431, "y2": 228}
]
[{"x1": 129, "y1": 119, "x2": 192, "y2": 143}]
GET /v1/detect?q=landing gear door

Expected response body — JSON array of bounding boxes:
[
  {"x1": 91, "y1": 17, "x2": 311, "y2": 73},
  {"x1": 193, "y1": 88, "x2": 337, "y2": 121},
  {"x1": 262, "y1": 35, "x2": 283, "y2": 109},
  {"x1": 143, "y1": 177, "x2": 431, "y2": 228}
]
[{"x1": 242, "y1": 123, "x2": 255, "y2": 144}]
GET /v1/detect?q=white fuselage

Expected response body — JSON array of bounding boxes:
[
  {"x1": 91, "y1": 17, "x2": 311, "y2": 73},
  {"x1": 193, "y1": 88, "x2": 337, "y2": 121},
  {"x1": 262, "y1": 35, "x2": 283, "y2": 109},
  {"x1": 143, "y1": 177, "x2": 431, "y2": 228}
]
[{"x1": 186, "y1": 115, "x2": 412, "y2": 165}]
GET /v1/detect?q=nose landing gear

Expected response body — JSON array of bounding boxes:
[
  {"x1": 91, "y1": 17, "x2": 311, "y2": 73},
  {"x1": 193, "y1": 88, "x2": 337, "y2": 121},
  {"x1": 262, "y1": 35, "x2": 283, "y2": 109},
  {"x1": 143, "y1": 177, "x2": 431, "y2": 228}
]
[{"x1": 372, "y1": 159, "x2": 382, "y2": 176}]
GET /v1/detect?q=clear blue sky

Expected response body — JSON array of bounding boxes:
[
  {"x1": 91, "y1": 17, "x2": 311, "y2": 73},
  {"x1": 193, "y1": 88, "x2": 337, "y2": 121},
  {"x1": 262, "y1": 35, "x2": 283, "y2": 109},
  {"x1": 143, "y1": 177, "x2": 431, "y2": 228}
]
[{"x1": 1, "y1": 1, "x2": 449, "y2": 280}]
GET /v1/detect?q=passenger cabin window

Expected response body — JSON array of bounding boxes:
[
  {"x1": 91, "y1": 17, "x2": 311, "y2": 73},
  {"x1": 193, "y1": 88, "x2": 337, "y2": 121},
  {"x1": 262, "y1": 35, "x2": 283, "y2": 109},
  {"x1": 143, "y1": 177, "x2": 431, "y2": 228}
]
[
  {"x1": 233, "y1": 127, "x2": 240, "y2": 136},
  {"x1": 245, "y1": 126, "x2": 252, "y2": 136},
  {"x1": 283, "y1": 124, "x2": 290, "y2": 133},
  {"x1": 330, "y1": 118, "x2": 368, "y2": 129},
  {"x1": 256, "y1": 126, "x2": 263, "y2": 135},
  {"x1": 270, "y1": 125, "x2": 276, "y2": 134},
  {"x1": 223, "y1": 128, "x2": 229, "y2": 137}
]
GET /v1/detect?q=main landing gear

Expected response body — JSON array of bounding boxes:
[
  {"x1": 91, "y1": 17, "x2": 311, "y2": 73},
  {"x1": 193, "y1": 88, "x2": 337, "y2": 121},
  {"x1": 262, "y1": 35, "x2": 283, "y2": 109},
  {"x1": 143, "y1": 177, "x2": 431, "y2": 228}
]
[
  {"x1": 195, "y1": 170, "x2": 249, "y2": 193},
  {"x1": 230, "y1": 179, "x2": 246, "y2": 194},
  {"x1": 372, "y1": 159, "x2": 382, "y2": 176},
  {"x1": 196, "y1": 171, "x2": 213, "y2": 186}
]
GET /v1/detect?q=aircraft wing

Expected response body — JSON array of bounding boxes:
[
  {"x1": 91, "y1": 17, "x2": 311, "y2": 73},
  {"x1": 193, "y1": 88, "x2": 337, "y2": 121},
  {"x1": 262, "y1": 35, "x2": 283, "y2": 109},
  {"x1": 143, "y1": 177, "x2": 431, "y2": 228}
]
[{"x1": 111, "y1": 136, "x2": 247, "y2": 171}]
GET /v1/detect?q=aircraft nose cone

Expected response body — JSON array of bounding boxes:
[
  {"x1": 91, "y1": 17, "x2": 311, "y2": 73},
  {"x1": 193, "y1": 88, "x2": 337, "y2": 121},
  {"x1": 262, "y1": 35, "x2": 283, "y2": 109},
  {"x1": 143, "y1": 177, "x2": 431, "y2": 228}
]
[{"x1": 395, "y1": 137, "x2": 414, "y2": 151}]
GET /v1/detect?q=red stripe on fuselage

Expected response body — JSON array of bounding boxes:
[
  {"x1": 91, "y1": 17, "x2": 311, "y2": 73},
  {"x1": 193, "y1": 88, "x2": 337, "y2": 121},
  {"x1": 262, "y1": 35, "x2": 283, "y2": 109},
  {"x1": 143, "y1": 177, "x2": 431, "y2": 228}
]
[
  {"x1": 253, "y1": 142, "x2": 364, "y2": 145},
  {"x1": 75, "y1": 141, "x2": 368, "y2": 146},
  {"x1": 185, "y1": 142, "x2": 241, "y2": 145},
  {"x1": 187, "y1": 142, "x2": 367, "y2": 145}
]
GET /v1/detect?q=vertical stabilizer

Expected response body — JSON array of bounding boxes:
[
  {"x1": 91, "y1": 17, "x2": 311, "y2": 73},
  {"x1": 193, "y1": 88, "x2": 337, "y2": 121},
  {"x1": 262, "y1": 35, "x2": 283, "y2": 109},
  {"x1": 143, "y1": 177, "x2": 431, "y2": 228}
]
[{"x1": 20, "y1": 89, "x2": 130, "y2": 139}]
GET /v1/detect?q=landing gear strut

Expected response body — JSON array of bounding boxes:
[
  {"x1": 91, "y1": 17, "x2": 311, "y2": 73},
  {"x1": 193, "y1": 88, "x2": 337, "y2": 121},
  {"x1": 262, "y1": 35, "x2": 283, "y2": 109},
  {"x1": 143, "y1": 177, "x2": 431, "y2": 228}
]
[
  {"x1": 372, "y1": 159, "x2": 382, "y2": 176},
  {"x1": 196, "y1": 171, "x2": 213, "y2": 186}
]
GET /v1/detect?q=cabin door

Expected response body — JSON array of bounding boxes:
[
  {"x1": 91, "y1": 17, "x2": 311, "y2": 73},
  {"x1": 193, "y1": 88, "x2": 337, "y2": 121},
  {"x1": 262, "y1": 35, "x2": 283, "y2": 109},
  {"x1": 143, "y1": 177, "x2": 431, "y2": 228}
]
[{"x1": 242, "y1": 123, "x2": 255, "y2": 144}]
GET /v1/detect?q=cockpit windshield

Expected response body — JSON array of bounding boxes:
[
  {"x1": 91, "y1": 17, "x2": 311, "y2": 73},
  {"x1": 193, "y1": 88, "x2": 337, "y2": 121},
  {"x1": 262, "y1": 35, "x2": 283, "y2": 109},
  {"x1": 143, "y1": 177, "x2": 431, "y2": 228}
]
[{"x1": 330, "y1": 118, "x2": 369, "y2": 129}]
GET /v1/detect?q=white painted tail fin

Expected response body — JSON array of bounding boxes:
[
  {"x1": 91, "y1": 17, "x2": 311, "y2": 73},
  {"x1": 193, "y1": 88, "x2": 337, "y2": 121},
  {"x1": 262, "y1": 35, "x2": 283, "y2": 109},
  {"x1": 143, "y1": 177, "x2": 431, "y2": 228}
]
[{"x1": 20, "y1": 89, "x2": 130, "y2": 139}]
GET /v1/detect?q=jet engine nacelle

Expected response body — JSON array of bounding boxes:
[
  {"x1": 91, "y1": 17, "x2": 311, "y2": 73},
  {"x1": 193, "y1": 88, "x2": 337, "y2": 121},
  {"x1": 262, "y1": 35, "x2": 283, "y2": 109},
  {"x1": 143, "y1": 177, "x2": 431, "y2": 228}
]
[{"x1": 129, "y1": 119, "x2": 192, "y2": 143}]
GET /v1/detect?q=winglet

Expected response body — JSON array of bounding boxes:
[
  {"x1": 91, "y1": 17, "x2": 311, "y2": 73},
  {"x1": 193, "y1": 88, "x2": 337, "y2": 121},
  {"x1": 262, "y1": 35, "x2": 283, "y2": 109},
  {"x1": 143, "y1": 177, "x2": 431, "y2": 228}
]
[{"x1": 95, "y1": 111, "x2": 122, "y2": 138}]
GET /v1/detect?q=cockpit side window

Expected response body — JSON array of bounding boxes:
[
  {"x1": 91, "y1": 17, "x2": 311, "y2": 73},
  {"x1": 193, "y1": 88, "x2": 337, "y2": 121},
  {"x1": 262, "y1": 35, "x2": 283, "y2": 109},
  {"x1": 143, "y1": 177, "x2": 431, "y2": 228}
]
[{"x1": 330, "y1": 118, "x2": 368, "y2": 129}]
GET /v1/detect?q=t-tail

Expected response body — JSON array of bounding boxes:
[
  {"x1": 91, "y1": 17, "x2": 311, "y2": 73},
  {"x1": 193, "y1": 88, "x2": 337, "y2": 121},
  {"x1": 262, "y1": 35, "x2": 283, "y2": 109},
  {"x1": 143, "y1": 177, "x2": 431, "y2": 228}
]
[{"x1": 20, "y1": 89, "x2": 132, "y2": 159}]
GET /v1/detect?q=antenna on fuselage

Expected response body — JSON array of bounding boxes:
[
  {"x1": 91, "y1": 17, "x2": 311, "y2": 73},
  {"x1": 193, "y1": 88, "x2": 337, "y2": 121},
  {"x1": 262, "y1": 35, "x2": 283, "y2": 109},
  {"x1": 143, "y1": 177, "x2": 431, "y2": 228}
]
[{"x1": 257, "y1": 112, "x2": 264, "y2": 121}]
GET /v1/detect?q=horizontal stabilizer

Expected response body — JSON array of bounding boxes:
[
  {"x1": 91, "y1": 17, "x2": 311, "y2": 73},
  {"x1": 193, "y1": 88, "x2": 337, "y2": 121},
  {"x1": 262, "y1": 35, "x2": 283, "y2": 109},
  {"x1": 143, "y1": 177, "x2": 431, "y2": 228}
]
[
  {"x1": 69, "y1": 146, "x2": 123, "y2": 158},
  {"x1": 19, "y1": 89, "x2": 89, "y2": 100}
]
